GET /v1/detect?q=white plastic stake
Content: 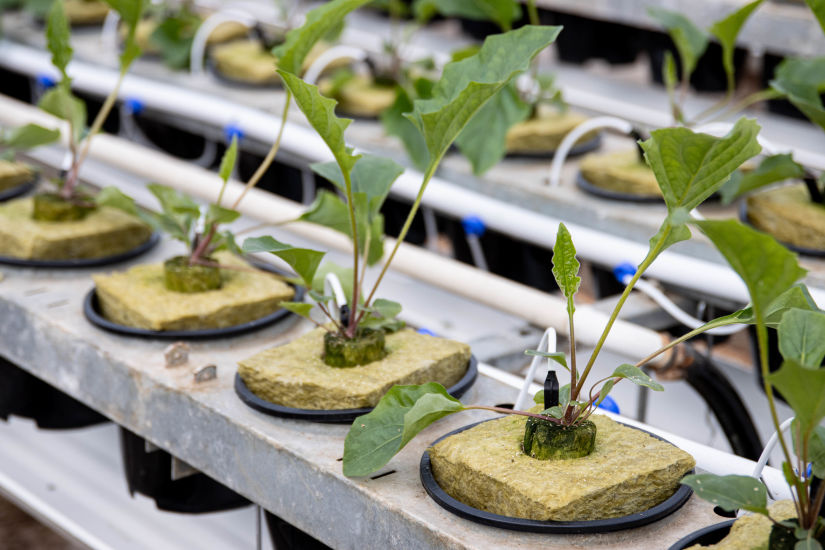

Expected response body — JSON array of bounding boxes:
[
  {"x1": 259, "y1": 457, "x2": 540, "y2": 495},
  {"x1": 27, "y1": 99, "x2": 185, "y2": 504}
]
[{"x1": 514, "y1": 328, "x2": 557, "y2": 411}]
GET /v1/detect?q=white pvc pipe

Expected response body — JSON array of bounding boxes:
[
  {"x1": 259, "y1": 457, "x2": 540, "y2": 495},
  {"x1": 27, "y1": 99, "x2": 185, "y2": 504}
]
[
  {"x1": 189, "y1": 10, "x2": 257, "y2": 76},
  {"x1": 302, "y1": 45, "x2": 367, "y2": 86},
  {"x1": 514, "y1": 328, "x2": 556, "y2": 411},
  {"x1": 549, "y1": 116, "x2": 634, "y2": 187},
  {"x1": 2, "y1": 41, "x2": 824, "y2": 311}
]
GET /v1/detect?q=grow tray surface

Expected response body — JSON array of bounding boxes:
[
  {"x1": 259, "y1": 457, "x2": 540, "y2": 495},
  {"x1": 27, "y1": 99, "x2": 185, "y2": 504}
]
[
  {"x1": 92, "y1": 251, "x2": 295, "y2": 331},
  {"x1": 238, "y1": 327, "x2": 471, "y2": 409},
  {"x1": 428, "y1": 413, "x2": 695, "y2": 523},
  {"x1": 0, "y1": 197, "x2": 153, "y2": 260}
]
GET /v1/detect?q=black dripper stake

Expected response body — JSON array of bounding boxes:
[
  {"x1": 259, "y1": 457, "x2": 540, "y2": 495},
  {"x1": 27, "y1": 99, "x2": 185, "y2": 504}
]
[
  {"x1": 803, "y1": 173, "x2": 824, "y2": 205},
  {"x1": 544, "y1": 371, "x2": 559, "y2": 409},
  {"x1": 630, "y1": 127, "x2": 647, "y2": 163}
]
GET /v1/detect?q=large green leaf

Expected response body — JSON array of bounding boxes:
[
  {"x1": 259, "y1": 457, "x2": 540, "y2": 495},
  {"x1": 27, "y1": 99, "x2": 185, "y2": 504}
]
[
  {"x1": 343, "y1": 383, "x2": 464, "y2": 476},
  {"x1": 612, "y1": 364, "x2": 664, "y2": 391},
  {"x1": 454, "y1": 81, "x2": 530, "y2": 175},
  {"x1": 809, "y1": 425, "x2": 825, "y2": 478},
  {"x1": 311, "y1": 153, "x2": 403, "y2": 219},
  {"x1": 778, "y1": 309, "x2": 825, "y2": 368},
  {"x1": 102, "y1": 0, "x2": 146, "y2": 69},
  {"x1": 648, "y1": 7, "x2": 709, "y2": 82},
  {"x1": 805, "y1": 0, "x2": 825, "y2": 36},
  {"x1": 709, "y1": 0, "x2": 763, "y2": 93},
  {"x1": 413, "y1": 0, "x2": 521, "y2": 31},
  {"x1": 768, "y1": 360, "x2": 825, "y2": 436},
  {"x1": 242, "y1": 236, "x2": 325, "y2": 288},
  {"x1": 681, "y1": 474, "x2": 769, "y2": 515},
  {"x1": 641, "y1": 118, "x2": 762, "y2": 213},
  {"x1": 204, "y1": 204, "x2": 240, "y2": 228},
  {"x1": 279, "y1": 70, "x2": 361, "y2": 178},
  {"x1": 551, "y1": 223, "x2": 580, "y2": 317},
  {"x1": 38, "y1": 86, "x2": 86, "y2": 144},
  {"x1": 273, "y1": 0, "x2": 369, "y2": 75},
  {"x1": 695, "y1": 219, "x2": 806, "y2": 315},
  {"x1": 405, "y1": 25, "x2": 561, "y2": 166},
  {"x1": 1, "y1": 123, "x2": 60, "y2": 150},
  {"x1": 770, "y1": 57, "x2": 825, "y2": 133},
  {"x1": 149, "y1": 10, "x2": 200, "y2": 70},
  {"x1": 720, "y1": 154, "x2": 805, "y2": 204},
  {"x1": 46, "y1": 0, "x2": 72, "y2": 78},
  {"x1": 381, "y1": 84, "x2": 431, "y2": 171}
]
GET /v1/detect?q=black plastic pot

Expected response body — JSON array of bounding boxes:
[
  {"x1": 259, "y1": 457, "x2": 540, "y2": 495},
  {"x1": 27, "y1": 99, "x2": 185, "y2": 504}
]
[
  {"x1": 0, "y1": 232, "x2": 160, "y2": 268},
  {"x1": 0, "y1": 355, "x2": 108, "y2": 429},
  {"x1": 420, "y1": 418, "x2": 694, "y2": 533},
  {"x1": 668, "y1": 520, "x2": 735, "y2": 549},
  {"x1": 265, "y1": 512, "x2": 331, "y2": 550},
  {"x1": 576, "y1": 171, "x2": 662, "y2": 203},
  {"x1": 505, "y1": 133, "x2": 602, "y2": 161},
  {"x1": 83, "y1": 260, "x2": 304, "y2": 340},
  {"x1": 0, "y1": 178, "x2": 37, "y2": 202},
  {"x1": 235, "y1": 355, "x2": 478, "y2": 423},
  {"x1": 119, "y1": 427, "x2": 250, "y2": 513}
]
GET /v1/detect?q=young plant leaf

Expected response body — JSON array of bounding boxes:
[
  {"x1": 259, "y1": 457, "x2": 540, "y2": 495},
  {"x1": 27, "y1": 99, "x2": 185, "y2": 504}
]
[
  {"x1": 278, "y1": 70, "x2": 361, "y2": 177},
  {"x1": 524, "y1": 349, "x2": 568, "y2": 370},
  {"x1": 770, "y1": 57, "x2": 825, "y2": 133},
  {"x1": 695, "y1": 219, "x2": 807, "y2": 314},
  {"x1": 767, "y1": 360, "x2": 825, "y2": 436},
  {"x1": 371, "y1": 298, "x2": 402, "y2": 319},
  {"x1": 663, "y1": 51, "x2": 683, "y2": 123},
  {"x1": 595, "y1": 379, "x2": 616, "y2": 407},
  {"x1": 38, "y1": 86, "x2": 87, "y2": 144},
  {"x1": 279, "y1": 301, "x2": 314, "y2": 320},
  {"x1": 805, "y1": 0, "x2": 825, "y2": 36},
  {"x1": 647, "y1": 8, "x2": 709, "y2": 83},
  {"x1": 273, "y1": 0, "x2": 370, "y2": 75},
  {"x1": 551, "y1": 223, "x2": 581, "y2": 316},
  {"x1": 413, "y1": 0, "x2": 521, "y2": 31},
  {"x1": 778, "y1": 309, "x2": 825, "y2": 368},
  {"x1": 1, "y1": 123, "x2": 60, "y2": 150},
  {"x1": 218, "y1": 135, "x2": 238, "y2": 184},
  {"x1": 681, "y1": 474, "x2": 769, "y2": 515},
  {"x1": 611, "y1": 364, "x2": 664, "y2": 391},
  {"x1": 205, "y1": 204, "x2": 240, "y2": 228},
  {"x1": 795, "y1": 538, "x2": 823, "y2": 550},
  {"x1": 148, "y1": 183, "x2": 200, "y2": 217},
  {"x1": 103, "y1": 0, "x2": 146, "y2": 69},
  {"x1": 809, "y1": 425, "x2": 825, "y2": 478},
  {"x1": 709, "y1": 0, "x2": 763, "y2": 94},
  {"x1": 242, "y1": 236, "x2": 325, "y2": 288},
  {"x1": 150, "y1": 10, "x2": 200, "y2": 70},
  {"x1": 299, "y1": 190, "x2": 351, "y2": 236},
  {"x1": 380, "y1": 84, "x2": 431, "y2": 171},
  {"x1": 454, "y1": 81, "x2": 530, "y2": 175},
  {"x1": 46, "y1": 0, "x2": 72, "y2": 78},
  {"x1": 95, "y1": 186, "x2": 138, "y2": 216},
  {"x1": 311, "y1": 154, "x2": 404, "y2": 219},
  {"x1": 343, "y1": 383, "x2": 464, "y2": 476},
  {"x1": 641, "y1": 118, "x2": 762, "y2": 213},
  {"x1": 720, "y1": 153, "x2": 805, "y2": 204},
  {"x1": 405, "y1": 25, "x2": 561, "y2": 167}
]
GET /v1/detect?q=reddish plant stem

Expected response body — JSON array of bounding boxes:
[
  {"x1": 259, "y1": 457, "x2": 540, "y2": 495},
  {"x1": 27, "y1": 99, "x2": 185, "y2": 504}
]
[
  {"x1": 464, "y1": 405, "x2": 565, "y2": 424},
  {"x1": 189, "y1": 224, "x2": 216, "y2": 265}
]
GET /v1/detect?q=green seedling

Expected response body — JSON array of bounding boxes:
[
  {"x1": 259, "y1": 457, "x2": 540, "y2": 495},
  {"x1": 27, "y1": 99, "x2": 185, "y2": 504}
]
[{"x1": 0, "y1": 123, "x2": 60, "y2": 161}]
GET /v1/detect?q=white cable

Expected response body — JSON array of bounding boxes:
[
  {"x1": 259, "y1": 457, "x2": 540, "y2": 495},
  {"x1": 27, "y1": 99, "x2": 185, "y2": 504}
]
[
  {"x1": 514, "y1": 328, "x2": 557, "y2": 411},
  {"x1": 324, "y1": 272, "x2": 347, "y2": 323},
  {"x1": 549, "y1": 116, "x2": 634, "y2": 187},
  {"x1": 622, "y1": 275, "x2": 746, "y2": 336},
  {"x1": 303, "y1": 45, "x2": 368, "y2": 86},
  {"x1": 189, "y1": 10, "x2": 258, "y2": 76}
]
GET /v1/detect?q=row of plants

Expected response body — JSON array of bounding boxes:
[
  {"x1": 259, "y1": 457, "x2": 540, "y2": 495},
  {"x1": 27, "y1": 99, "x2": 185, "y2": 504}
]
[{"x1": 2, "y1": 0, "x2": 825, "y2": 546}]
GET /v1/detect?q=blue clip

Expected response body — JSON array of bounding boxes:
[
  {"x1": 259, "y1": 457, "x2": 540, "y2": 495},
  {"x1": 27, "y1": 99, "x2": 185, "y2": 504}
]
[
  {"x1": 597, "y1": 395, "x2": 620, "y2": 414},
  {"x1": 224, "y1": 123, "x2": 244, "y2": 143},
  {"x1": 462, "y1": 215, "x2": 486, "y2": 237},
  {"x1": 613, "y1": 262, "x2": 637, "y2": 285},
  {"x1": 124, "y1": 97, "x2": 144, "y2": 116},
  {"x1": 417, "y1": 328, "x2": 437, "y2": 337},
  {"x1": 36, "y1": 73, "x2": 56, "y2": 89}
]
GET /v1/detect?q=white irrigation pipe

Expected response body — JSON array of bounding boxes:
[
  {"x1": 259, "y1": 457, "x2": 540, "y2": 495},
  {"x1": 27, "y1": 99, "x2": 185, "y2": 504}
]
[
  {"x1": 549, "y1": 116, "x2": 634, "y2": 188},
  {"x1": 2, "y1": 41, "x2": 824, "y2": 312}
]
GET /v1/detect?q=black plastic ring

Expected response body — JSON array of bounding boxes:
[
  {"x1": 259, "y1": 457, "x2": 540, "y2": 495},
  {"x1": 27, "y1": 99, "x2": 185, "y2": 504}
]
[
  {"x1": 738, "y1": 200, "x2": 825, "y2": 258},
  {"x1": 506, "y1": 132, "x2": 603, "y2": 160},
  {"x1": 576, "y1": 171, "x2": 663, "y2": 203},
  {"x1": 0, "y1": 232, "x2": 161, "y2": 268},
  {"x1": 420, "y1": 418, "x2": 694, "y2": 533},
  {"x1": 0, "y1": 179, "x2": 36, "y2": 202},
  {"x1": 234, "y1": 355, "x2": 479, "y2": 424},
  {"x1": 83, "y1": 261, "x2": 304, "y2": 340},
  {"x1": 668, "y1": 520, "x2": 734, "y2": 549}
]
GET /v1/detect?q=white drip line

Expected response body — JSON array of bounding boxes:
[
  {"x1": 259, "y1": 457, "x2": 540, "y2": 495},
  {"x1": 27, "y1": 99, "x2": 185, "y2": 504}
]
[
  {"x1": 749, "y1": 417, "x2": 797, "y2": 514},
  {"x1": 323, "y1": 272, "x2": 348, "y2": 323},
  {"x1": 189, "y1": 9, "x2": 259, "y2": 76},
  {"x1": 303, "y1": 45, "x2": 367, "y2": 86},
  {"x1": 549, "y1": 116, "x2": 634, "y2": 188},
  {"x1": 514, "y1": 328, "x2": 556, "y2": 411},
  {"x1": 2, "y1": 41, "x2": 825, "y2": 312}
]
